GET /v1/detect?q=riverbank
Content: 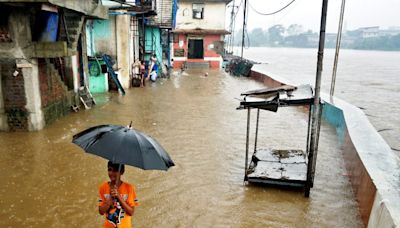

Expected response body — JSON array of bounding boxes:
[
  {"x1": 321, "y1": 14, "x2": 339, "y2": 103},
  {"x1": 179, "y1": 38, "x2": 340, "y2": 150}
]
[{"x1": 248, "y1": 67, "x2": 400, "y2": 227}]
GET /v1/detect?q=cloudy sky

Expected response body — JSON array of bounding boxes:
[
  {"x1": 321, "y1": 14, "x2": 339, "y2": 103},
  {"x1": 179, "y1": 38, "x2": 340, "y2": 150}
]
[{"x1": 226, "y1": 0, "x2": 400, "y2": 33}]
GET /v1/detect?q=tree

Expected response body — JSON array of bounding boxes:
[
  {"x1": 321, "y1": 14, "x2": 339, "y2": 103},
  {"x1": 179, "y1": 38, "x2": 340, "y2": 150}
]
[
  {"x1": 287, "y1": 24, "x2": 304, "y2": 36},
  {"x1": 268, "y1": 24, "x2": 285, "y2": 45},
  {"x1": 249, "y1": 28, "x2": 267, "y2": 46}
]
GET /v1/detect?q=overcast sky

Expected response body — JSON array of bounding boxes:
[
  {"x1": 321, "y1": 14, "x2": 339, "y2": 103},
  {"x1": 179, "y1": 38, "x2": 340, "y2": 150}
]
[{"x1": 226, "y1": 0, "x2": 400, "y2": 33}]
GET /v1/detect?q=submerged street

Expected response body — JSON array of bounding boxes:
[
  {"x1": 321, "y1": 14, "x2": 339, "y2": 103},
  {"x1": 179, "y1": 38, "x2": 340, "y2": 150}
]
[{"x1": 0, "y1": 70, "x2": 362, "y2": 227}]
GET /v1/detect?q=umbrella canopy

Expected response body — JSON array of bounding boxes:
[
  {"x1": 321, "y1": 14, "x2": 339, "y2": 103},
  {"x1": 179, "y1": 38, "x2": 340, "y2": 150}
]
[{"x1": 72, "y1": 125, "x2": 175, "y2": 171}]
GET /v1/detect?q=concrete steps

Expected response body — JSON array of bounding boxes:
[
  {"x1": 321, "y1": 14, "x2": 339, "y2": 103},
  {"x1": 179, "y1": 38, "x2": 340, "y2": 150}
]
[
  {"x1": 59, "y1": 9, "x2": 84, "y2": 51},
  {"x1": 185, "y1": 61, "x2": 210, "y2": 69}
]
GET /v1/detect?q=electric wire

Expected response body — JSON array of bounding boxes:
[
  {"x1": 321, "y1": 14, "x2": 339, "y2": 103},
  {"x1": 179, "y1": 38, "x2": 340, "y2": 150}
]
[{"x1": 248, "y1": 0, "x2": 296, "y2": 16}]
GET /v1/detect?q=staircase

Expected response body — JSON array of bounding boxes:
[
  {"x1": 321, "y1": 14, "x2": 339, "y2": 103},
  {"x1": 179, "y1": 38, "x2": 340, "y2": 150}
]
[
  {"x1": 59, "y1": 9, "x2": 84, "y2": 52},
  {"x1": 185, "y1": 61, "x2": 210, "y2": 69}
]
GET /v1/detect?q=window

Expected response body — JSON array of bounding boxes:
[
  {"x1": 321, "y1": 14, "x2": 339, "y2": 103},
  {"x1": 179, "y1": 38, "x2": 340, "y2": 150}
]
[
  {"x1": 173, "y1": 34, "x2": 179, "y2": 43},
  {"x1": 192, "y1": 3, "x2": 204, "y2": 19}
]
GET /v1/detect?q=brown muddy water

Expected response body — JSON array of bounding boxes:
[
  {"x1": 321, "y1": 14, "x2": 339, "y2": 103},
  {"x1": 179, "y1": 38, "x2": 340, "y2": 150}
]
[{"x1": 0, "y1": 69, "x2": 362, "y2": 227}]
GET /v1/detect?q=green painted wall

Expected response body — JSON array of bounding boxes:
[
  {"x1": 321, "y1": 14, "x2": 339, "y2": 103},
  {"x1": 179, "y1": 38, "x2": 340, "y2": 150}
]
[
  {"x1": 88, "y1": 60, "x2": 108, "y2": 93},
  {"x1": 144, "y1": 26, "x2": 162, "y2": 74},
  {"x1": 86, "y1": 18, "x2": 117, "y2": 58}
]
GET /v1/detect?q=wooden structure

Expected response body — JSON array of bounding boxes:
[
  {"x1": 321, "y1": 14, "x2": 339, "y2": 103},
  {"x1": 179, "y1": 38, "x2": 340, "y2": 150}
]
[{"x1": 237, "y1": 84, "x2": 322, "y2": 197}]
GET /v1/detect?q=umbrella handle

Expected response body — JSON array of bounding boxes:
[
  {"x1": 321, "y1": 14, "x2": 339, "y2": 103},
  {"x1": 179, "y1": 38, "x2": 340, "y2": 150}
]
[
  {"x1": 128, "y1": 121, "x2": 132, "y2": 129},
  {"x1": 116, "y1": 163, "x2": 122, "y2": 186}
]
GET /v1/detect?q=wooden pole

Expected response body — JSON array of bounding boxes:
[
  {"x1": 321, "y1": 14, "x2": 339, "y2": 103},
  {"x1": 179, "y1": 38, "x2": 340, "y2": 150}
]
[
  {"x1": 254, "y1": 109, "x2": 260, "y2": 153},
  {"x1": 306, "y1": 0, "x2": 328, "y2": 197}
]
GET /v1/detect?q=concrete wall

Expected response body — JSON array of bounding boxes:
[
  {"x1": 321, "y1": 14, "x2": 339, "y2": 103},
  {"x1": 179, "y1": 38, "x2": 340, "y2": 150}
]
[
  {"x1": 0, "y1": 63, "x2": 28, "y2": 131},
  {"x1": 176, "y1": 2, "x2": 226, "y2": 30},
  {"x1": 0, "y1": 9, "x2": 32, "y2": 60},
  {"x1": 38, "y1": 59, "x2": 71, "y2": 125},
  {"x1": 248, "y1": 68, "x2": 400, "y2": 228},
  {"x1": 88, "y1": 15, "x2": 134, "y2": 89},
  {"x1": 0, "y1": 10, "x2": 46, "y2": 131},
  {"x1": 88, "y1": 18, "x2": 118, "y2": 59},
  {"x1": 21, "y1": 59, "x2": 45, "y2": 131}
]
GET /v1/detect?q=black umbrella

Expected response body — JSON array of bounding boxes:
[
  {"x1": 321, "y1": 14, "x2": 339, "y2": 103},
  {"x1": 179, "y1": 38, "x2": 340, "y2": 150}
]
[{"x1": 72, "y1": 124, "x2": 175, "y2": 171}]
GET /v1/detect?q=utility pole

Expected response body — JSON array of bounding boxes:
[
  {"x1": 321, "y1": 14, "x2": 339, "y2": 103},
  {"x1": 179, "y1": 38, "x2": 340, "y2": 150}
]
[
  {"x1": 227, "y1": 0, "x2": 236, "y2": 53},
  {"x1": 330, "y1": 0, "x2": 346, "y2": 97},
  {"x1": 305, "y1": 0, "x2": 328, "y2": 197},
  {"x1": 241, "y1": 0, "x2": 248, "y2": 59}
]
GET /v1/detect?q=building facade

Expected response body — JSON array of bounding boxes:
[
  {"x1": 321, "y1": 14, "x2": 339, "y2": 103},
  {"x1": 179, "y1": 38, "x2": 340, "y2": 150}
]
[
  {"x1": 172, "y1": 0, "x2": 231, "y2": 69},
  {"x1": 0, "y1": 0, "x2": 107, "y2": 131}
]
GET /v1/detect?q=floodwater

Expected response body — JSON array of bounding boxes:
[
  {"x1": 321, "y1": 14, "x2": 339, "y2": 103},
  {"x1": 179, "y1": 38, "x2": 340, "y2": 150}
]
[
  {"x1": 0, "y1": 70, "x2": 362, "y2": 227},
  {"x1": 237, "y1": 47, "x2": 400, "y2": 156}
]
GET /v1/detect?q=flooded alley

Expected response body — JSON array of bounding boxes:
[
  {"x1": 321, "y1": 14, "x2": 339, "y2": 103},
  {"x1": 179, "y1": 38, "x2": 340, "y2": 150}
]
[{"x1": 0, "y1": 70, "x2": 362, "y2": 227}]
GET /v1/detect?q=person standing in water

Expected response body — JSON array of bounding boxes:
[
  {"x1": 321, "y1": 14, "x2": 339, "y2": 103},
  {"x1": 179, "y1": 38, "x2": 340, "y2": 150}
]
[{"x1": 98, "y1": 161, "x2": 139, "y2": 228}]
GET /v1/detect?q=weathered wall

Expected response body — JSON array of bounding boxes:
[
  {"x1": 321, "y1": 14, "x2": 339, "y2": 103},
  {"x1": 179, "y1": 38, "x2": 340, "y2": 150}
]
[
  {"x1": 116, "y1": 14, "x2": 131, "y2": 89},
  {"x1": 0, "y1": 63, "x2": 28, "y2": 131},
  {"x1": 172, "y1": 34, "x2": 223, "y2": 68},
  {"x1": 0, "y1": 65, "x2": 8, "y2": 131},
  {"x1": 21, "y1": 59, "x2": 45, "y2": 131},
  {"x1": 38, "y1": 59, "x2": 71, "y2": 125},
  {"x1": 88, "y1": 18, "x2": 117, "y2": 59},
  {"x1": 176, "y1": 2, "x2": 226, "y2": 30},
  {"x1": 0, "y1": 9, "x2": 32, "y2": 60},
  {"x1": 203, "y1": 34, "x2": 223, "y2": 68}
]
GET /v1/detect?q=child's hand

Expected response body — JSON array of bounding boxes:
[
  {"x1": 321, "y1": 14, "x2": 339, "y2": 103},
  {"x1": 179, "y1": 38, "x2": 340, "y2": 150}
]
[
  {"x1": 105, "y1": 197, "x2": 113, "y2": 208},
  {"x1": 110, "y1": 186, "x2": 120, "y2": 199}
]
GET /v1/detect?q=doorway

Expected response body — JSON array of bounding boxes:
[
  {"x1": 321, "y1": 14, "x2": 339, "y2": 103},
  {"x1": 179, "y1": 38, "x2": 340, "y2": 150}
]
[{"x1": 188, "y1": 39, "x2": 203, "y2": 59}]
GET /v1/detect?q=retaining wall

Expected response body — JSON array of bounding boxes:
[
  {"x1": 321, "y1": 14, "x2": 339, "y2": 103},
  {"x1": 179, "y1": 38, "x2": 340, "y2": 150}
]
[{"x1": 249, "y1": 68, "x2": 400, "y2": 228}]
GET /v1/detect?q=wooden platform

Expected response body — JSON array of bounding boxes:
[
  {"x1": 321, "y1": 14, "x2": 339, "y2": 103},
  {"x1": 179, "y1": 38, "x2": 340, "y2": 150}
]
[{"x1": 247, "y1": 149, "x2": 308, "y2": 187}]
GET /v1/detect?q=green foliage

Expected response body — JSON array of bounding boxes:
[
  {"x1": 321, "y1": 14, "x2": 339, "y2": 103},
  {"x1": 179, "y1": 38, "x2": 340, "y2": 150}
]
[{"x1": 231, "y1": 24, "x2": 400, "y2": 51}]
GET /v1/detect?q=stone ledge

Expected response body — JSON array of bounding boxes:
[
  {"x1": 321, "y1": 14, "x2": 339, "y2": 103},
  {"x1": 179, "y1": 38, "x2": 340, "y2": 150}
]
[{"x1": 32, "y1": 41, "x2": 68, "y2": 58}]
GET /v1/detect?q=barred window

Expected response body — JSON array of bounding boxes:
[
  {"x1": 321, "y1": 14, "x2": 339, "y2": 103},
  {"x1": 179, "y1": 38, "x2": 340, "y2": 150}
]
[{"x1": 192, "y1": 3, "x2": 204, "y2": 19}]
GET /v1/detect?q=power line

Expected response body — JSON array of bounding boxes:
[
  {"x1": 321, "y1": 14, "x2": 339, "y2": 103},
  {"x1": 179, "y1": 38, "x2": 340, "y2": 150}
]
[{"x1": 248, "y1": 0, "x2": 296, "y2": 16}]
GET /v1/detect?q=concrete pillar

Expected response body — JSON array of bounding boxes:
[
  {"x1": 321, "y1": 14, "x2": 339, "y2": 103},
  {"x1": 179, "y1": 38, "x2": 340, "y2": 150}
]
[
  {"x1": 21, "y1": 59, "x2": 45, "y2": 131},
  {"x1": 71, "y1": 55, "x2": 80, "y2": 93},
  {"x1": 0, "y1": 65, "x2": 9, "y2": 131},
  {"x1": 116, "y1": 14, "x2": 131, "y2": 89},
  {"x1": 132, "y1": 17, "x2": 140, "y2": 63},
  {"x1": 81, "y1": 21, "x2": 90, "y2": 88}
]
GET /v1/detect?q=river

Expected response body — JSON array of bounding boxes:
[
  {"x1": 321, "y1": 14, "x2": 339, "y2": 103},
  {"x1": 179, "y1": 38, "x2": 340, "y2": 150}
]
[
  {"x1": 236, "y1": 47, "x2": 400, "y2": 156},
  {"x1": 0, "y1": 69, "x2": 362, "y2": 227}
]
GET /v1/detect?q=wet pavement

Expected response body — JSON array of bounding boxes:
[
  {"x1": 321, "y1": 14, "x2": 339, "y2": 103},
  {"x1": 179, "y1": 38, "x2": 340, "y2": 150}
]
[{"x1": 0, "y1": 69, "x2": 362, "y2": 227}]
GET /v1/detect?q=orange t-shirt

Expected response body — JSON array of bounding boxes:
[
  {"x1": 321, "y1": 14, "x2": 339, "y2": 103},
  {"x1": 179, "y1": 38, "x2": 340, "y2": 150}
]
[{"x1": 98, "y1": 181, "x2": 139, "y2": 228}]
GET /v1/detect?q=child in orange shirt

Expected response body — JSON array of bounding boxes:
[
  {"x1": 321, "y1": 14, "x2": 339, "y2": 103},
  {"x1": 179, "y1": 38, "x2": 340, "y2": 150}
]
[{"x1": 98, "y1": 161, "x2": 139, "y2": 228}]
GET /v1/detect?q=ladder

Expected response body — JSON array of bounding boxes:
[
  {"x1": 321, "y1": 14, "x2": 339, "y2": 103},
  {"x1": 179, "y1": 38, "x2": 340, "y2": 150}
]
[
  {"x1": 102, "y1": 54, "x2": 126, "y2": 95},
  {"x1": 78, "y1": 86, "x2": 96, "y2": 109}
]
